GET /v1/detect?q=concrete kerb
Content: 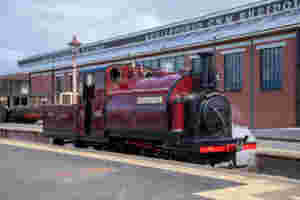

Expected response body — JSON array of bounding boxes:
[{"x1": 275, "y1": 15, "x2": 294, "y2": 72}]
[
  {"x1": 256, "y1": 147, "x2": 300, "y2": 160},
  {"x1": 256, "y1": 136, "x2": 300, "y2": 143},
  {"x1": 251, "y1": 128, "x2": 300, "y2": 143}
]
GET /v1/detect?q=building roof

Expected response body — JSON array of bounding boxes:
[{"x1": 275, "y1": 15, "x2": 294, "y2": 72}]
[
  {"x1": 0, "y1": 73, "x2": 29, "y2": 81},
  {"x1": 18, "y1": 0, "x2": 300, "y2": 72}
]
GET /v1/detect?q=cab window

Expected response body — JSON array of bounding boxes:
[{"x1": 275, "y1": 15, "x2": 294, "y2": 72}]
[{"x1": 110, "y1": 68, "x2": 121, "y2": 83}]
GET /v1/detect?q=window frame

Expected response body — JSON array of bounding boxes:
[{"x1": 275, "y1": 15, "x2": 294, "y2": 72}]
[
  {"x1": 223, "y1": 52, "x2": 244, "y2": 91},
  {"x1": 259, "y1": 46, "x2": 283, "y2": 91}
]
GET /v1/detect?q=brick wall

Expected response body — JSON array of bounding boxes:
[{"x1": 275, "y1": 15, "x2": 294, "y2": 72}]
[
  {"x1": 213, "y1": 34, "x2": 297, "y2": 128},
  {"x1": 253, "y1": 37, "x2": 297, "y2": 128}
]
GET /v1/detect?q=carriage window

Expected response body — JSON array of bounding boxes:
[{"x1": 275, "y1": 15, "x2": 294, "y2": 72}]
[
  {"x1": 110, "y1": 68, "x2": 121, "y2": 83},
  {"x1": 13, "y1": 96, "x2": 20, "y2": 106},
  {"x1": 56, "y1": 76, "x2": 64, "y2": 93},
  {"x1": 21, "y1": 97, "x2": 28, "y2": 106}
]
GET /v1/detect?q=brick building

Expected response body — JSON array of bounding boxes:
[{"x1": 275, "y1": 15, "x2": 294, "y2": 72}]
[{"x1": 17, "y1": 0, "x2": 300, "y2": 129}]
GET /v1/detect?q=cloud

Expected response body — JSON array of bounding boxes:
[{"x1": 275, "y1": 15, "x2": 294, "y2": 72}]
[
  {"x1": 0, "y1": 48, "x2": 25, "y2": 61},
  {"x1": 0, "y1": 48, "x2": 25, "y2": 74},
  {"x1": 136, "y1": 15, "x2": 162, "y2": 30}
]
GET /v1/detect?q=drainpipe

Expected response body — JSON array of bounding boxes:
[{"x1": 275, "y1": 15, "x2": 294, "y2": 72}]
[
  {"x1": 28, "y1": 73, "x2": 32, "y2": 106},
  {"x1": 296, "y1": 29, "x2": 300, "y2": 126},
  {"x1": 214, "y1": 36, "x2": 218, "y2": 88},
  {"x1": 249, "y1": 39, "x2": 255, "y2": 129},
  {"x1": 51, "y1": 57, "x2": 55, "y2": 104},
  {"x1": 8, "y1": 80, "x2": 12, "y2": 109}
]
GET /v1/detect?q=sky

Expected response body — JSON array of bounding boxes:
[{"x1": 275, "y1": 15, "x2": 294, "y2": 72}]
[{"x1": 0, "y1": 0, "x2": 259, "y2": 75}]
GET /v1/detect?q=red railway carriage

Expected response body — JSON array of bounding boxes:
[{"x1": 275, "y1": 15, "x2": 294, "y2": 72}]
[{"x1": 42, "y1": 61, "x2": 256, "y2": 166}]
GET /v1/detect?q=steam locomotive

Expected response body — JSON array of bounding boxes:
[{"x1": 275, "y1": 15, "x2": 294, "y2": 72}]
[{"x1": 41, "y1": 60, "x2": 256, "y2": 166}]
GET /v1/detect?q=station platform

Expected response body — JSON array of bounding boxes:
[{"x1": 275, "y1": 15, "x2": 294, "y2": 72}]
[
  {"x1": 0, "y1": 138, "x2": 300, "y2": 200},
  {"x1": 0, "y1": 123, "x2": 300, "y2": 180},
  {"x1": 0, "y1": 123, "x2": 299, "y2": 160}
]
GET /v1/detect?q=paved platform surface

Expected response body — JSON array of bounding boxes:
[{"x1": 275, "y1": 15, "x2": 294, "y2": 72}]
[{"x1": 0, "y1": 139, "x2": 300, "y2": 200}]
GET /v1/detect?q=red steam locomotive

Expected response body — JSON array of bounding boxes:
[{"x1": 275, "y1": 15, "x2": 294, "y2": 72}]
[{"x1": 41, "y1": 61, "x2": 256, "y2": 166}]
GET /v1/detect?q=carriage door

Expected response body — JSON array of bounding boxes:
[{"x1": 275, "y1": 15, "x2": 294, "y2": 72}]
[{"x1": 90, "y1": 70, "x2": 106, "y2": 138}]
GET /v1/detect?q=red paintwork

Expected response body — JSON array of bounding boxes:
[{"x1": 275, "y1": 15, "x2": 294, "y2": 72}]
[
  {"x1": 200, "y1": 145, "x2": 230, "y2": 153},
  {"x1": 105, "y1": 65, "x2": 183, "y2": 132},
  {"x1": 169, "y1": 76, "x2": 193, "y2": 102},
  {"x1": 168, "y1": 76, "x2": 193, "y2": 132},
  {"x1": 76, "y1": 65, "x2": 194, "y2": 135},
  {"x1": 242, "y1": 143, "x2": 256, "y2": 150},
  {"x1": 199, "y1": 143, "x2": 256, "y2": 153},
  {"x1": 42, "y1": 105, "x2": 76, "y2": 133},
  {"x1": 171, "y1": 103, "x2": 184, "y2": 131}
]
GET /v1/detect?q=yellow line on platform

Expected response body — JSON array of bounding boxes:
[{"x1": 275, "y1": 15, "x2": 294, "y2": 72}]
[{"x1": 0, "y1": 138, "x2": 297, "y2": 200}]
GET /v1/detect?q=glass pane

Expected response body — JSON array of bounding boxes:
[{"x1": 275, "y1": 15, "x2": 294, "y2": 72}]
[
  {"x1": 224, "y1": 55, "x2": 228, "y2": 89},
  {"x1": 160, "y1": 57, "x2": 175, "y2": 72},
  {"x1": 224, "y1": 52, "x2": 243, "y2": 91},
  {"x1": 278, "y1": 47, "x2": 283, "y2": 88},
  {"x1": 192, "y1": 58, "x2": 202, "y2": 75},
  {"x1": 143, "y1": 60, "x2": 151, "y2": 67},
  {"x1": 240, "y1": 54, "x2": 243, "y2": 89},
  {"x1": 152, "y1": 59, "x2": 160, "y2": 69},
  {"x1": 260, "y1": 47, "x2": 283, "y2": 90},
  {"x1": 175, "y1": 56, "x2": 185, "y2": 72}
]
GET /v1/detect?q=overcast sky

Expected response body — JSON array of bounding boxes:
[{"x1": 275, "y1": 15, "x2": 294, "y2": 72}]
[{"x1": 0, "y1": 0, "x2": 259, "y2": 75}]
